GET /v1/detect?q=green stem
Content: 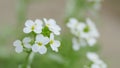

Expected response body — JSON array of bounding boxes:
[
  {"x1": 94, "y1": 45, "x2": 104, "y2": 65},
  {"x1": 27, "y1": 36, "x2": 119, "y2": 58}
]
[{"x1": 23, "y1": 52, "x2": 35, "y2": 68}]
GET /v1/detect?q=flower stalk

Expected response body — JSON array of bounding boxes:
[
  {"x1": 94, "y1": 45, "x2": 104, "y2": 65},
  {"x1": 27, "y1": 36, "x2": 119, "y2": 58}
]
[{"x1": 23, "y1": 51, "x2": 35, "y2": 68}]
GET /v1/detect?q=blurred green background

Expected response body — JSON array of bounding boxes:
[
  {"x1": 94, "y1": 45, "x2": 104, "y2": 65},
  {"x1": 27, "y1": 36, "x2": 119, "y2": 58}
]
[{"x1": 0, "y1": 0, "x2": 120, "y2": 68}]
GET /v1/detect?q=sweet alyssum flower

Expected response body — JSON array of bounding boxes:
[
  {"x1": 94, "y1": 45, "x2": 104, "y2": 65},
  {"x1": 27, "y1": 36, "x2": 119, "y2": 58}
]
[
  {"x1": 23, "y1": 19, "x2": 43, "y2": 34},
  {"x1": 67, "y1": 18, "x2": 86, "y2": 37},
  {"x1": 23, "y1": 37, "x2": 32, "y2": 48},
  {"x1": 49, "y1": 33, "x2": 60, "y2": 52},
  {"x1": 14, "y1": 18, "x2": 61, "y2": 55},
  {"x1": 81, "y1": 18, "x2": 99, "y2": 46},
  {"x1": 44, "y1": 18, "x2": 61, "y2": 35},
  {"x1": 13, "y1": 37, "x2": 32, "y2": 53},
  {"x1": 67, "y1": 18, "x2": 99, "y2": 51},
  {"x1": 32, "y1": 34, "x2": 49, "y2": 54},
  {"x1": 87, "y1": 52, "x2": 107, "y2": 68},
  {"x1": 13, "y1": 40, "x2": 23, "y2": 53}
]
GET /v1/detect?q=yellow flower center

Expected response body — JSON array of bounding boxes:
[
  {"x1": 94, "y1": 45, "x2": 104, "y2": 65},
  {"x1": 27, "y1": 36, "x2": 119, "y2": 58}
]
[
  {"x1": 38, "y1": 42, "x2": 42, "y2": 46},
  {"x1": 50, "y1": 40, "x2": 54, "y2": 44},
  {"x1": 46, "y1": 24, "x2": 50, "y2": 27},
  {"x1": 31, "y1": 26, "x2": 35, "y2": 30}
]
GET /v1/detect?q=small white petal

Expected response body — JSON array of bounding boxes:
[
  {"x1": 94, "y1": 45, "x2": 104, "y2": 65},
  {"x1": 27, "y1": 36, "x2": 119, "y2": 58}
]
[
  {"x1": 69, "y1": 18, "x2": 78, "y2": 23},
  {"x1": 25, "y1": 20, "x2": 34, "y2": 27},
  {"x1": 54, "y1": 25, "x2": 61, "y2": 31},
  {"x1": 32, "y1": 44, "x2": 39, "y2": 52},
  {"x1": 77, "y1": 23, "x2": 86, "y2": 31},
  {"x1": 42, "y1": 37, "x2": 50, "y2": 45},
  {"x1": 48, "y1": 19, "x2": 56, "y2": 25},
  {"x1": 91, "y1": 64, "x2": 100, "y2": 68},
  {"x1": 49, "y1": 27, "x2": 60, "y2": 35},
  {"x1": 36, "y1": 34, "x2": 49, "y2": 45},
  {"x1": 87, "y1": 52, "x2": 99, "y2": 62},
  {"x1": 35, "y1": 19, "x2": 43, "y2": 26},
  {"x1": 23, "y1": 37, "x2": 31, "y2": 43},
  {"x1": 43, "y1": 18, "x2": 48, "y2": 24},
  {"x1": 23, "y1": 27, "x2": 32, "y2": 33},
  {"x1": 13, "y1": 40, "x2": 21, "y2": 46},
  {"x1": 67, "y1": 18, "x2": 78, "y2": 29},
  {"x1": 50, "y1": 33, "x2": 54, "y2": 40},
  {"x1": 15, "y1": 45, "x2": 23, "y2": 53},
  {"x1": 53, "y1": 40, "x2": 61, "y2": 47},
  {"x1": 34, "y1": 26, "x2": 42, "y2": 33},
  {"x1": 87, "y1": 38, "x2": 96, "y2": 46},
  {"x1": 24, "y1": 43, "x2": 31, "y2": 48},
  {"x1": 36, "y1": 34, "x2": 44, "y2": 42},
  {"x1": 50, "y1": 40, "x2": 60, "y2": 52},
  {"x1": 38, "y1": 46, "x2": 47, "y2": 54},
  {"x1": 50, "y1": 44, "x2": 59, "y2": 52},
  {"x1": 34, "y1": 27, "x2": 42, "y2": 33}
]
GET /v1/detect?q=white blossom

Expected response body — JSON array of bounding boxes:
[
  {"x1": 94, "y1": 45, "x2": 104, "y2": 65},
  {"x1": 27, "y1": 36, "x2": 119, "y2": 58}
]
[
  {"x1": 67, "y1": 18, "x2": 86, "y2": 37},
  {"x1": 86, "y1": 37, "x2": 97, "y2": 46},
  {"x1": 43, "y1": 18, "x2": 61, "y2": 35},
  {"x1": 79, "y1": 18, "x2": 99, "y2": 46},
  {"x1": 13, "y1": 40, "x2": 23, "y2": 53},
  {"x1": 80, "y1": 18, "x2": 99, "y2": 38},
  {"x1": 67, "y1": 18, "x2": 79, "y2": 30},
  {"x1": 32, "y1": 34, "x2": 49, "y2": 54},
  {"x1": 23, "y1": 19, "x2": 43, "y2": 34},
  {"x1": 22, "y1": 37, "x2": 32, "y2": 48},
  {"x1": 87, "y1": 52, "x2": 107, "y2": 68},
  {"x1": 49, "y1": 33, "x2": 60, "y2": 52},
  {"x1": 13, "y1": 37, "x2": 32, "y2": 53},
  {"x1": 67, "y1": 18, "x2": 99, "y2": 47},
  {"x1": 87, "y1": 52, "x2": 99, "y2": 62}
]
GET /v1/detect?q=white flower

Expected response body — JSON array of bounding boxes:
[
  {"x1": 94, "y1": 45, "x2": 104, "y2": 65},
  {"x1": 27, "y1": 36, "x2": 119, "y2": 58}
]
[
  {"x1": 67, "y1": 18, "x2": 86, "y2": 36},
  {"x1": 91, "y1": 61, "x2": 107, "y2": 68},
  {"x1": 49, "y1": 33, "x2": 60, "y2": 52},
  {"x1": 80, "y1": 18, "x2": 99, "y2": 46},
  {"x1": 81, "y1": 18, "x2": 99, "y2": 38},
  {"x1": 13, "y1": 40, "x2": 23, "y2": 53},
  {"x1": 43, "y1": 18, "x2": 61, "y2": 35},
  {"x1": 67, "y1": 18, "x2": 79, "y2": 30},
  {"x1": 32, "y1": 34, "x2": 49, "y2": 54},
  {"x1": 22, "y1": 37, "x2": 32, "y2": 48},
  {"x1": 23, "y1": 19, "x2": 43, "y2": 34},
  {"x1": 87, "y1": 52, "x2": 107, "y2": 68},
  {"x1": 86, "y1": 37, "x2": 97, "y2": 46},
  {"x1": 86, "y1": 18, "x2": 99, "y2": 38},
  {"x1": 87, "y1": 52, "x2": 99, "y2": 62},
  {"x1": 13, "y1": 37, "x2": 32, "y2": 53}
]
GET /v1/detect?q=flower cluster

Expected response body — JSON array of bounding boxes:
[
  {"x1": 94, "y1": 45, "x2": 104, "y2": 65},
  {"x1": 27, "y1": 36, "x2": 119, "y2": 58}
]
[
  {"x1": 13, "y1": 18, "x2": 61, "y2": 54},
  {"x1": 87, "y1": 52, "x2": 107, "y2": 68},
  {"x1": 67, "y1": 18, "x2": 99, "y2": 51}
]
